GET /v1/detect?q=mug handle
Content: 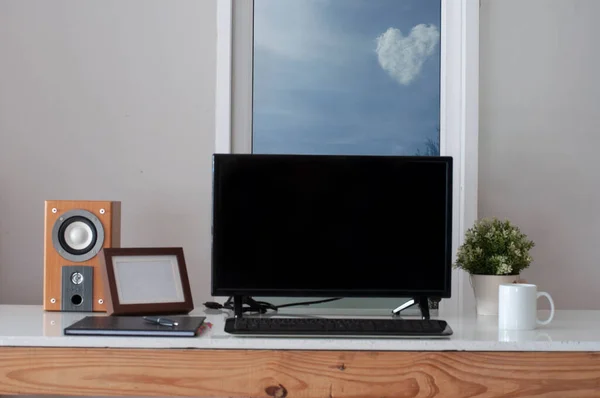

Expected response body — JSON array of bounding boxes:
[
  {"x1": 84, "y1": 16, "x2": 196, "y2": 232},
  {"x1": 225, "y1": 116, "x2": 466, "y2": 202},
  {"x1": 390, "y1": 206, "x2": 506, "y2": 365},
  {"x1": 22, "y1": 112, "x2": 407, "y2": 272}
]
[{"x1": 536, "y1": 291, "x2": 555, "y2": 325}]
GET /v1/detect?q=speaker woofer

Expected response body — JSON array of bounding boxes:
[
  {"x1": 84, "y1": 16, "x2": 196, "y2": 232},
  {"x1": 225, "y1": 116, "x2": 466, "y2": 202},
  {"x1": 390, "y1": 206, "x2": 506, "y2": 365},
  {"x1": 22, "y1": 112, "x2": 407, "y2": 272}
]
[
  {"x1": 52, "y1": 209, "x2": 105, "y2": 262},
  {"x1": 58, "y1": 216, "x2": 97, "y2": 255}
]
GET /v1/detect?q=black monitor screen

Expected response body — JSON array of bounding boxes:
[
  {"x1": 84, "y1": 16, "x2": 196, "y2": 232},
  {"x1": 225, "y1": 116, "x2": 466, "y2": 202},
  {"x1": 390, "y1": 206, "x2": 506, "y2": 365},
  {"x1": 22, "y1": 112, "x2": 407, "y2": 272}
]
[{"x1": 211, "y1": 154, "x2": 452, "y2": 298}]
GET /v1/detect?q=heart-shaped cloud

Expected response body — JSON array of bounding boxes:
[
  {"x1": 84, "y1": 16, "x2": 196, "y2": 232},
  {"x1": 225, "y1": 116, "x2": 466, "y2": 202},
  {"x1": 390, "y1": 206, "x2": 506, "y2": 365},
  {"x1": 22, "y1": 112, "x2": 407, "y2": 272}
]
[{"x1": 375, "y1": 24, "x2": 440, "y2": 85}]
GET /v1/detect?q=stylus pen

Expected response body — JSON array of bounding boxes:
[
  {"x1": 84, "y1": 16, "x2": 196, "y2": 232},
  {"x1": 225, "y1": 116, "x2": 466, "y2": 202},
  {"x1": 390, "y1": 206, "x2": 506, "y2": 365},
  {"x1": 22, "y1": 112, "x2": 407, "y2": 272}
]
[{"x1": 143, "y1": 316, "x2": 179, "y2": 327}]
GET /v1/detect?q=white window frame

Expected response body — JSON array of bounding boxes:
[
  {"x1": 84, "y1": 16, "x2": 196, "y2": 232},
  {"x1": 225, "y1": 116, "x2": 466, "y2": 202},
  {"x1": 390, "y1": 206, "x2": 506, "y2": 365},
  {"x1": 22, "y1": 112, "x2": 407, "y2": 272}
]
[{"x1": 215, "y1": 0, "x2": 478, "y2": 316}]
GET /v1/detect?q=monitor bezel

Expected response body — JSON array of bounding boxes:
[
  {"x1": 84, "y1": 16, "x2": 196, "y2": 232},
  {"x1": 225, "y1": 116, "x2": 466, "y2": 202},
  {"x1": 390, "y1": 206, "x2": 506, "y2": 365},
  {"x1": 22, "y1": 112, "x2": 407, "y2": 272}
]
[{"x1": 211, "y1": 153, "x2": 453, "y2": 299}]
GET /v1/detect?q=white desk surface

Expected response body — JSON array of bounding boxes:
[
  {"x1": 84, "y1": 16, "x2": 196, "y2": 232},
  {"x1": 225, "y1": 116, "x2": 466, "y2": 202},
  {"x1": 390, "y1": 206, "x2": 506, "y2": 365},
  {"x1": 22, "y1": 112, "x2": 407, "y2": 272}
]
[{"x1": 0, "y1": 305, "x2": 598, "y2": 352}]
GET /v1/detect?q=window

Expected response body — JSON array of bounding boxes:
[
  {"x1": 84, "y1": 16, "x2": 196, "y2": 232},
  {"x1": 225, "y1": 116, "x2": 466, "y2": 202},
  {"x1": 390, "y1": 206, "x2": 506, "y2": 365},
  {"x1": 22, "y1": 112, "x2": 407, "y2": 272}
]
[
  {"x1": 216, "y1": 0, "x2": 479, "y2": 315},
  {"x1": 253, "y1": 0, "x2": 441, "y2": 156}
]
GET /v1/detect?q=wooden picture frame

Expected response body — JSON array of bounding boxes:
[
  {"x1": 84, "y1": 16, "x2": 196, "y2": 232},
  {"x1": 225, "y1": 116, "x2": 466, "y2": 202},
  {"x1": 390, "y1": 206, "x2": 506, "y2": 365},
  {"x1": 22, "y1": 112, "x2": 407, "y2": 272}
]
[{"x1": 99, "y1": 247, "x2": 194, "y2": 316}]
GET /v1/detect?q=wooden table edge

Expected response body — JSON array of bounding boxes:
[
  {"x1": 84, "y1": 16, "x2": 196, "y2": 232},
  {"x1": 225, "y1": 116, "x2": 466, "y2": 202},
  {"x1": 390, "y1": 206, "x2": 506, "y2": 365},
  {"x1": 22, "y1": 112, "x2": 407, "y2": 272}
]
[{"x1": 1, "y1": 346, "x2": 600, "y2": 397}]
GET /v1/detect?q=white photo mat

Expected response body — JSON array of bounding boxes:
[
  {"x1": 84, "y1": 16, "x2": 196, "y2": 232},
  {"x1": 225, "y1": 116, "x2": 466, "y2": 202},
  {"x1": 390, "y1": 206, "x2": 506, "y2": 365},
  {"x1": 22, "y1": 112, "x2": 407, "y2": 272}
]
[{"x1": 112, "y1": 254, "x2": 185, "y2": 305}]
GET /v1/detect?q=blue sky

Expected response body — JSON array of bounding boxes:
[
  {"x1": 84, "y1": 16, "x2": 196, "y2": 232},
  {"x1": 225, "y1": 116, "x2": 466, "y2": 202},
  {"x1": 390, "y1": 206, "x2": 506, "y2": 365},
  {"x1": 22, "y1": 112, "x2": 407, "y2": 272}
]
[{"x1": 252, "y1": 0, "x2": 441, "y2": 156}]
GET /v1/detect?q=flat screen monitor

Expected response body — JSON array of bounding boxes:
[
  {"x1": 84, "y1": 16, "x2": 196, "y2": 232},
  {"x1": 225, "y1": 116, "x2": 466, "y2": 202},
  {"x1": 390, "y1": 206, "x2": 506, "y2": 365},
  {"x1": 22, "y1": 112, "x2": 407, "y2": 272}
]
[{"x1": 211, "y1": 154, "x2": 452, "y2": 299}]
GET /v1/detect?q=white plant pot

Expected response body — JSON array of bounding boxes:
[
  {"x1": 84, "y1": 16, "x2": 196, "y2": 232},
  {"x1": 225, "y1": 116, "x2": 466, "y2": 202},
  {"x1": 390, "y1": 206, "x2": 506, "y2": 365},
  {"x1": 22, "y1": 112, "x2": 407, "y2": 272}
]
[{"x1": 471, "y1": 274, "x2": 519, "y2": 316}]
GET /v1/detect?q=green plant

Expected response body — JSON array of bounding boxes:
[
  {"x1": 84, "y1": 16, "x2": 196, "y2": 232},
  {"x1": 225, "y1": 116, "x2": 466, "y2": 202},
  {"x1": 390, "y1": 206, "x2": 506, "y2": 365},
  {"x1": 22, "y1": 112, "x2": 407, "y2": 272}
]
[{"x1": 454, "y1": 218, "x2": 535, "y2": 275}]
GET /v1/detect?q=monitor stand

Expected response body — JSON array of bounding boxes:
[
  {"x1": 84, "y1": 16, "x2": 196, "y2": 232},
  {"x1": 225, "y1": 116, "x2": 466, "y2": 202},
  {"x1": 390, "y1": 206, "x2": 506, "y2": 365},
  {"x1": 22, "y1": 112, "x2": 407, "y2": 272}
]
[
  {"x1": 233, "y1": 295, "x2": 244, "y2": 318},
  {"x1": 232, "y1": 295, "x2": 431, "y2": 320},
  {"x1": 391, "y1": 296, "x2": 430, "y2": 320},
  {"x1": 231, "y1": 295, "x2": 275, "y2": 318}
]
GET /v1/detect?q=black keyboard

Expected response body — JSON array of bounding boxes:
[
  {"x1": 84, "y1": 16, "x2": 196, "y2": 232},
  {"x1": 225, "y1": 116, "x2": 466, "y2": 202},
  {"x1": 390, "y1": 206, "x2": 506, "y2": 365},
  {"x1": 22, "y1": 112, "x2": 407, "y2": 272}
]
[{"x1": 225, "y1": 317, "x2": 451, "y2": 337}]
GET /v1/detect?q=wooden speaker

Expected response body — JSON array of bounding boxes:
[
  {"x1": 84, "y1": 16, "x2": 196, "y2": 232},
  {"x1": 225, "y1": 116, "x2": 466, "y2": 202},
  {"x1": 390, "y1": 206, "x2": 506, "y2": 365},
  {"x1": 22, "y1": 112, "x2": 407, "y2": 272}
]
[{"x1": 44, "y1": 200, "x2": 121, "y2": 312}]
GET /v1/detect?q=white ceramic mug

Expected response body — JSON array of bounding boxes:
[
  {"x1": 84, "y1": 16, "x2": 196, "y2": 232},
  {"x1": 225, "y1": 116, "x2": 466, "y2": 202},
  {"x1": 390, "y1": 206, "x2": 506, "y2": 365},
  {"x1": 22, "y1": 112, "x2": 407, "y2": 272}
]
[{"x1": 498, "y1": 283, "x2": 555, "y2": 330}]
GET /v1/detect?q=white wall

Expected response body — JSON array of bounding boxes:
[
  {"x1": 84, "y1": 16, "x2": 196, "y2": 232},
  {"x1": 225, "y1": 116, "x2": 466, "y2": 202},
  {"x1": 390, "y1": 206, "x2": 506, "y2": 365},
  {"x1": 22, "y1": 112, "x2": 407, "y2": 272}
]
[
  {"x1": 479, "y1": 0, "x2": 600, "y2": 309},
  {"x1": 0, "y1": 0, "x2": 217, "y2": 309}
]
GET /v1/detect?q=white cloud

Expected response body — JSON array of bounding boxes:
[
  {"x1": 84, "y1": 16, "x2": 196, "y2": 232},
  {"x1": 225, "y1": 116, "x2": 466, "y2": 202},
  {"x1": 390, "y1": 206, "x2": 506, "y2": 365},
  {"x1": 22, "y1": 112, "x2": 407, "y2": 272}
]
[{"x1": 375, "y1": 24, "x2": 440, "y2": 85}]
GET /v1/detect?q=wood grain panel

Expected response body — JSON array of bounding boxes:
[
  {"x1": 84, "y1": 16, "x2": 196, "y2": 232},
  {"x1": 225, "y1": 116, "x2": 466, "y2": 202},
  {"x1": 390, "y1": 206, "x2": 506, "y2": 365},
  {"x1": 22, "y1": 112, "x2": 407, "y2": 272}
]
[
  {"x1": 43, "y1": 200, "x2": 121, "y2": 312},
  {"x1": 0, "y1": 347, "x2": 599, "y2": 397}
]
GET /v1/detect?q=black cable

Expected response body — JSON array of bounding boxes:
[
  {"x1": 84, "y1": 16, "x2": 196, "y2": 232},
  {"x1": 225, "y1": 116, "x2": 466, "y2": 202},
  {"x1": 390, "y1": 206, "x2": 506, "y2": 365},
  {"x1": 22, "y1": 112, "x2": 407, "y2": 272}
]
[
  {"x1": 276, "y1": 297, "x2": 341, "y2": 308},
  {"x1": 202, "y1": 296, "x2": 271, "y2": 314},
  {"x1": 203, "y1": 296, "x2": 342, "y2": 314}
]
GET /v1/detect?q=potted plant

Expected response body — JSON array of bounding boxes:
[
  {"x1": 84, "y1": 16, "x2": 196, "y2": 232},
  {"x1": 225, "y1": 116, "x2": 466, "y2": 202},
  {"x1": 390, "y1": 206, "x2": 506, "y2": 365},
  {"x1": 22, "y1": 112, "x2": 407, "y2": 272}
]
[{"x1": 454, "y1": 217, "x2": 535, "y2": 315}]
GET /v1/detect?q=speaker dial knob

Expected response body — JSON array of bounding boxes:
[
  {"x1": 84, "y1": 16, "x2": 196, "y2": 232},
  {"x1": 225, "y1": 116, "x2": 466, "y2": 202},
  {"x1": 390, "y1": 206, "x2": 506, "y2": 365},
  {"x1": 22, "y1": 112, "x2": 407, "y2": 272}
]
[{"x1": 71, "y1": 272, "x2": 84, "y2": 285}]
